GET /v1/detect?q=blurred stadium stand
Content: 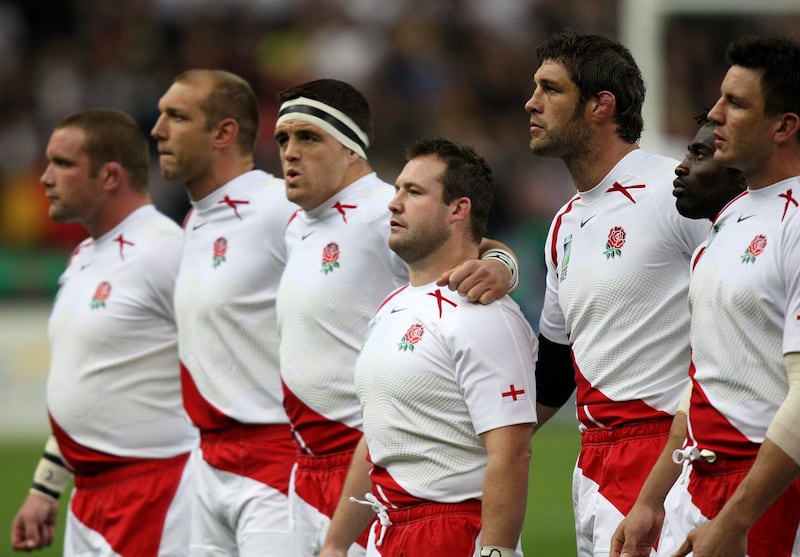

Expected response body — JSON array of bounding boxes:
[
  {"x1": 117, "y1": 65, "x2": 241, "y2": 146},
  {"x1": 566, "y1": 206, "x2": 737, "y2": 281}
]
[{"x1": 1, "y1": 0, "x2": 798, "y2": 435}]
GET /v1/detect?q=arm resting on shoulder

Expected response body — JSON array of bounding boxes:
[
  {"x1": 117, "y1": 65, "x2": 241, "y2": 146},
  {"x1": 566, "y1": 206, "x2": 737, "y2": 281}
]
[{"x1": 437, "y1": 238, "x2": 519, "y2": 304}]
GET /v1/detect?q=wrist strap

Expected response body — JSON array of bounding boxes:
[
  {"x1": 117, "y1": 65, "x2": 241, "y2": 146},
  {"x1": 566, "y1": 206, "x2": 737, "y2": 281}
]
[
  {"x1": 480, "y1": 546, "x2": 516, "y2": 557},
  {"x1": 31, "y1": 436, "x2": 72, "y2": 501},
  {"x1": 481, "y1": 248, "x2": 519, "y2": 294}
]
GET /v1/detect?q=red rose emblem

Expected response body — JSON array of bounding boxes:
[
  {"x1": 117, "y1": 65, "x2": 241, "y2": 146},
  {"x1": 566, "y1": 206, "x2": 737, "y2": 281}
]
[
  {"x1": 94, "y1": 281, "x2": 111, "y2": 302},
  {"x1": 322, "y1": 242, "x2": 340, "y2": 263},
  {"x1": 321, "y1": 242, "x2": 341, "y2": 274},
  {"x1": 404, "y1": 323, "x2": 424, "y2": 344},
  {"x1": 749, "y1": 235, "x2": 767, "y2": 256},
  {"x1": 741, "y1": 234, "x2": 767, "y2": 264},
  {"x1": 607, "y1": 226, "x2": 626, "y2": 249},
  {"x1": 603, "y1": 226, "x2": 626, "y2": 259},
  {"x1": 213, "y1": 237, "x2": 228, "y2": 258},
  {"x1": 398, "y1": 323, "x2": 424, "y2": 352},
  {"x1": 90, "y1": 281, "x2": 112, "y2": 308}
]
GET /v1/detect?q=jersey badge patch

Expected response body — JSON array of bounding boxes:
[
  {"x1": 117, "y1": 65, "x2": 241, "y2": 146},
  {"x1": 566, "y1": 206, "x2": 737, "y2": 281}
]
[
  {"x1": 398, "y1": 323, "x2": 424, "y2": 352},
  {"x1": 603, "y1": 226, "x2": 626, "y2": 259},
  {"x1": 213, "y1": 237, "x2": 228, "y2": 268},
  {"x1": 90, "y1": 281, "x2": 112, "y2": 309},
  {"x1": 501, "y1": 384, "x2": 527, "y2": 402},
  {"x1": 740, "y1": 234, "x2": 767, "y2": 264},
  {"x1": 560, "y1": 234, "x2": 572, "y2": 282},
  {"x1": 321, "y1": 242, "x2": 341, "y2": 274}
]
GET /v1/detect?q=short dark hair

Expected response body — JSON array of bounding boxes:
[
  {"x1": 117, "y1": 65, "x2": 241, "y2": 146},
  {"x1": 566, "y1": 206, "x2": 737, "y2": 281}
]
[
  {"x1": 174, "y1": 69, "x2": 260, "y2": 154},
  {"x1": 536, "y1": 29, "x2": 645, "y2": 143},
  {"x1": 726, "y1": 36, "x2": 800, "y2": 118},
  {"x1": 57, "y1": 109, "x2": 150, "y2": 191},
  {"x1": 277, "y1": 79, "x2": 374, "y2": 146},
  {"x1": 404, "y1": 138, "x2": 493, "y2": 241}
]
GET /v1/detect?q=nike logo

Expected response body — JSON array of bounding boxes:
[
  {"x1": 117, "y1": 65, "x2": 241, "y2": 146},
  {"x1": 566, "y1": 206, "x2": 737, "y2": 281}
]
[
  {"x1": 580, "y1": 215, "x2": 596, "y2": 228},
  {"x1": 737, "y1": 214, "x2": 755, "y2": 222},
  {"x1": 302, "y1": 231, "x2": 316, "y2": 240},
  {"x1": 390, "y1": 307, "x2": 407, "y2": 313},
  {"x1": 80, "y1": 263, "x2": 92, "y2": 270},
  {"x1": 192, "y1": 222, "x2": 207, "y2": 230}
]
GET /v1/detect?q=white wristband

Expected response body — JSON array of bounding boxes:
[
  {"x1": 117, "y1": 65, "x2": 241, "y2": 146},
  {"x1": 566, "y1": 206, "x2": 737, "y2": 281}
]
[
  {"x1": 31, "y1": 436, "x2": 72, "y2": 501},
  {"x1": 480, "y1": 546, "x2": 516, "y2": 557},
  {"x1": 481, "y1": 248, "x2": 520, "y2": 294}
]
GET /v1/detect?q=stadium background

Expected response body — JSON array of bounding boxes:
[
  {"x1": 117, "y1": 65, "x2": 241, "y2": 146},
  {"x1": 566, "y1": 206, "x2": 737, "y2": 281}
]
[{"x1": 1, "y1": 0, "x2": 798, "y2": 554}]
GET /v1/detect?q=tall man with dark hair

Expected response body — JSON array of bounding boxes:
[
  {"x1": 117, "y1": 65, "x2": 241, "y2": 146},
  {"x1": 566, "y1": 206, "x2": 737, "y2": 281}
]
[
  {"x1": 151, "y1": 69, "x2": 299, "y2": 556},
  {"x1": 11, "y1": 109, "x2": 196, "y2": 556},
  {"x1": 274, "y1": 80, "x2": 519, "y2": 556},
  {"x1": 612, "y1": 35, "x2": 800, "y2": 557},
  {"x1": 525, "y1": 30, "x2": 709, "y2": 557}
]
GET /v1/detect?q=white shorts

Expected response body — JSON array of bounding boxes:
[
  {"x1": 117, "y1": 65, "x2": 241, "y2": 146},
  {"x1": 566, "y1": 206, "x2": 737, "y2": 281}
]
[{"x1": 190, "y1": 424, "x2": 295, "y2": 556}]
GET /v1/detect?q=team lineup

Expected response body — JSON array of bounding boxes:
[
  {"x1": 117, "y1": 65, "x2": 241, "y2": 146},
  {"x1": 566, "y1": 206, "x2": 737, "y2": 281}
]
[{"x1": 8, "y1": 28, "x2": 800, "y2": 557}]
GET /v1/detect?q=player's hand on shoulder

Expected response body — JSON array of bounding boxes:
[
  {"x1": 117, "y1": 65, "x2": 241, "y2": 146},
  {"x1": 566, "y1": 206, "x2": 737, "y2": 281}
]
[
  {"x1": 10, "y1": 492, "x2": 59, "y2": 551},
  {"x1": 437, "y1": 258, "x2": 510, "y2": 305}
]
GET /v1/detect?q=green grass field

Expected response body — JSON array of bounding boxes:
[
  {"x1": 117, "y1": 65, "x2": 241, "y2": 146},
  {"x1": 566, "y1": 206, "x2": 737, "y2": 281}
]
[{"x1": 0, "y1": 424, "x2": 580, "y2": 556}]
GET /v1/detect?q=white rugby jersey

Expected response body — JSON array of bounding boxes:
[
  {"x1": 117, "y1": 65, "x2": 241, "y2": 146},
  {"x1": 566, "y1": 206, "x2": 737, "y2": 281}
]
[
  {"x1": 356, "y1": 282, "x2": 537, "y2": 504},
  {"x1": 688, "y1": 178, "x2": 800, "y2": 458},
  {"x1": 539, "y1": 150, "x2": 709, "y2": 429},
  {"x1": 47, "y1": 205, "x2": 197, "y2": 473},
  {"x1": 175, "y1": 170, "x2": 298, "y2": 429},
  {"x1": 277, "y1": 173, "x2": 408, "y2": 454}
]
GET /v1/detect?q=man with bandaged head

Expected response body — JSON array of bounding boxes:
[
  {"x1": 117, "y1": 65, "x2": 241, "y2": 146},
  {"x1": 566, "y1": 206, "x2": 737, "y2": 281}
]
[{"x1": 274, "y1": 79, "x2": 520, "y2": 556}]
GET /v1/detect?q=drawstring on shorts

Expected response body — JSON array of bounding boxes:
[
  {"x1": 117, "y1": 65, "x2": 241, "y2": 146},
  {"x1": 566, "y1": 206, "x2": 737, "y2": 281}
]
[
  {"x1": 350, "y1": 492, "x2": 393, "y2": 546},
  {"x1": 672, "y1": 445, "x2": 717, "y2": 482}
]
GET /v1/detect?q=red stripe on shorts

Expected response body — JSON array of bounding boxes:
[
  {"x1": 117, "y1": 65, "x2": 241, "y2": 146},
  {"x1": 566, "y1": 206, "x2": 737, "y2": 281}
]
[{"x1": 71, "y1": 452, "x2": 189, "y2": 557}]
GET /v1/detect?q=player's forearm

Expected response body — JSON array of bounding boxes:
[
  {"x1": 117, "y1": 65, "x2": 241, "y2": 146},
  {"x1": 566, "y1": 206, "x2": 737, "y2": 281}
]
[
  {"x1": 478, "y1": 238, "x2": 519, "y2": 295},
  {"x1": 480, "y1": 424, "x2": 533, "y2": 548},
  {"x1": 321, "y1": 437, "x2": 375, "y2": 552},
  {"x1": 712, "y1": 438, "x2": 800, "y2": 531}
]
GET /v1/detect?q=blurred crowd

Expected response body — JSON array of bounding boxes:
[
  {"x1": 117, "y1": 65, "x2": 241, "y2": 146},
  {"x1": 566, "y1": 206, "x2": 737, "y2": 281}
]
[{"x1": 1, "y1": 0, "x2": 798, "y2": 319}]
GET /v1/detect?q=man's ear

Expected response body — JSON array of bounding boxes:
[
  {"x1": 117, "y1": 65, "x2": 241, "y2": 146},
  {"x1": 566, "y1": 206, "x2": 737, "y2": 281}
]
[
  {"x1": 449, "y1": 197, "x2": 472, "y2": 225},
  {"x1": 100, "y1": 161, "x2": 123, "y2": 192},
  {"x1": 214, "y1": 118, "x2": 240, "y2": 149},
  {"x1": 590, "y1": 91, "x2": 617, "y2": 120},
  {"x1": 773, "y1": 112, "x2": 800, "y2": 145}
]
